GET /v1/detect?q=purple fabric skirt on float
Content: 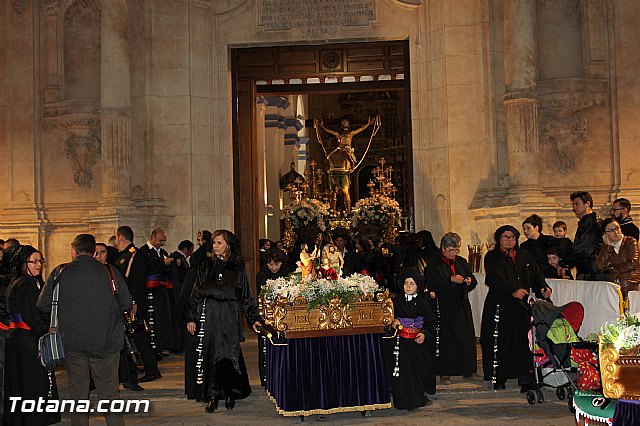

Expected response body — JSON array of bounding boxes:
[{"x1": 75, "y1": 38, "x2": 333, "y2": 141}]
[{"x1": 266, "y1": 333, "x2": 391, "y2": 417}]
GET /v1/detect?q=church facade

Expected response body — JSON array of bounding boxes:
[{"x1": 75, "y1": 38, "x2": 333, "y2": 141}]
[{"x1": 1, "y1": 0, "x2": 639, "y2": 274}]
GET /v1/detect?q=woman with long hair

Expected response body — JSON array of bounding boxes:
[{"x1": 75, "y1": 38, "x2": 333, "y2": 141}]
[
  {"x1": 4, "y1": 245, "x2": 60, "y2": 425},
  {"x1": 186, "y1": 230, "x2": 262, "y2": 413}
]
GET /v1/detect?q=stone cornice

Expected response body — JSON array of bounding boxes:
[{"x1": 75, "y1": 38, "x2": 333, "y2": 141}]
[
  {"x1": 43, "y1": 99, "x2": 100, "y2": 117},
  {"x1": 538, "y1": 78, "x2": 608, "y2": 111}
]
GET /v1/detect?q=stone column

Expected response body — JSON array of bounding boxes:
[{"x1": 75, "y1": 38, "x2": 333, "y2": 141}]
[
  {"x1": 100, "y1": 0, "x2": 131, "y2": 203},
  {"x1": 503, "y1": 0, "x2": 543, "y2": 200}
]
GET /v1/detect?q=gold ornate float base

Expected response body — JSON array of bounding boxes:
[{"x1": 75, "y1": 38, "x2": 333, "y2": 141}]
[
  {"x1": 599, "y1": 339, "x2": 640, "y2": 400},
  {"x1": 259, "y1": 292, "x2": 393, "y2": 339}
]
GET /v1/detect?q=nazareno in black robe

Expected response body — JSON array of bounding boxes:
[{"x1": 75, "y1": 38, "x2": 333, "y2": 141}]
[
  {"x1": 185, "y1": 256, "x2": 261, "y2": 402},
  {"x1": 425, "y1": 255, "x2": 478, "y2": 377},
  {"x1": 388, "y1": 295, "x2": 436, "y2": 410},
  {"x1": 4, "y1": 274, "x2": 60, "y2": 426},
  {"x1": 480, "y1": 248, "x2": 549, "y2": 384},
  {"x1": 255, "y1": 263, "x2": 293, "y2": 387}
]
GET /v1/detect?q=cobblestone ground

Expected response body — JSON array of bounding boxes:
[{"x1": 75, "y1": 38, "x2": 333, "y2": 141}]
[{"x1": 54, "y1": 334, "x2": 576, "y2": 425}]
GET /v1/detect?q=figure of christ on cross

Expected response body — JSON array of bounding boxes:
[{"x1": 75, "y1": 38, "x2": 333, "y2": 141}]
[{"x1": 314, "y1": 116, "x2": 376, "y2": 214}]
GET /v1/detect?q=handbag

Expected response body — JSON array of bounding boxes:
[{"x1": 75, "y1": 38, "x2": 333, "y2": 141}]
[{"x1": 38, "y1": 264, "x2": 66, "y2": 369}]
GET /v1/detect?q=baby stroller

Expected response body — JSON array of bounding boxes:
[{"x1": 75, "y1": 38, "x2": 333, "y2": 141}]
[{"x1": 527, "y1": 300, "x2": 584, "y2": 406}]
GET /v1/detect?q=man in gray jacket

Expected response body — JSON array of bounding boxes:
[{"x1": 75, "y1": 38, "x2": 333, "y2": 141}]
[{"x1": 39, "y1": 234, "x2": 132, "y2": 426}]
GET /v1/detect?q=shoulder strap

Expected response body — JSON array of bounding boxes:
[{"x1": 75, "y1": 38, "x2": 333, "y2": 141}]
[
  {"x1": 50, "y1": 264, "x2": 67, "y2": 330},
  {"x1": 124, "y1": 250, "x2": 137, "y2": 278},
  {"x1": 104, "y1": 264, "x2": 118, "y2": 295}
]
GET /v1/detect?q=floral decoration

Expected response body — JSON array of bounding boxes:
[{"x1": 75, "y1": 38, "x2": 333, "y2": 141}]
[
  {"x1": 600, "y1": 314, "x2": 640, "y2": 350},
  {"x1": 350, "y1": 195, "x2": 402, "y2": 229},
  {"x1": 260, "y1": 273, "x2": 381, "y2": 311},
  {"x1": 282, "y1": 198, "x2": 330, "y2": 231}
]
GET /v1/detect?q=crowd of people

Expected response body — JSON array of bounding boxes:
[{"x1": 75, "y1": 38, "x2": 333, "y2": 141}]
[
  {"x1": 255, "y1": 191, "x2": 640, "y2": 409},
  {"x1": 1, "y1": 190, "x2": 639, "y2": 420}
]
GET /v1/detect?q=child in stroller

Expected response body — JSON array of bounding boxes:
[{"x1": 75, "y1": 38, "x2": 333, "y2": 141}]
[{"x1": 527, "y1": 300, "x2": 584, "y2": 405}]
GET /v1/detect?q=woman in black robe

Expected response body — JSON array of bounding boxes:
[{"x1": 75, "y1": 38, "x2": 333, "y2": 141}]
[
  {"x1": 4, "y1": 245, "x2": 60, "y2": 425},
  {"x1": 186, "y1": 230, "x2": 262, "y2": 413},
  {"x1": 480, "y1": 225, "x2": 552, "y2": 392},
  {"x1": 425, "y1": 232, "x2": 479, "y2": 384},
  {"x1": 255, "y1": 248, "x2": 292, "y2": 386},
  {"x1": 388, "y1": 269, "x2": 436, "y2": 410}
]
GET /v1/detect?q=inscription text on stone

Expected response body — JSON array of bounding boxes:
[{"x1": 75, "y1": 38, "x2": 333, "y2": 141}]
[{"x1": 259, "y1": 0, "x2": 376, "y2": 34}]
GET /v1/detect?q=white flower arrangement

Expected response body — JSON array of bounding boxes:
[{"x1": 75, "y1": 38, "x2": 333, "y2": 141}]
[
  {"x1": 600, "y1": 314, "x2": 640, "y2": 350},
  {"x1": 260, "y1": 273, "x2": 381, "y2": 310},
  {"x1": 350, "y1": 195, "x2": 402, "y2": 229},
  {"x1": 282, "y1": 198, "x2": 330, "y2": 231}
]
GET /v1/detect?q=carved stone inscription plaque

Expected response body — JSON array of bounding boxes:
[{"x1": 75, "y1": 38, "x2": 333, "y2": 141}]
[{"x1": 258, "y1": 0, "x2": 376, "y2": 34}]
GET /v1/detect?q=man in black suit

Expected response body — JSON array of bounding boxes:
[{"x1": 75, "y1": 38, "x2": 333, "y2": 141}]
[{"x1": 112, "y1": 226, "x2": 161, "y2": 383}]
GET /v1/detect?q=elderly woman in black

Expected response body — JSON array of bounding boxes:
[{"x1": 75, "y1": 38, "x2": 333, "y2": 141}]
[
  {"x1": 186, "y1": 230, "x2": 262, "y2": 413},
  {"x1": 425, "y1": 232, "x2": 480, "y2": 385},
  {"x1": 480, "y1": 225, "x2": 552, "y2": 392},
  {"x1": 5, "y1": 245, "x2": 60, "y2": 425}
]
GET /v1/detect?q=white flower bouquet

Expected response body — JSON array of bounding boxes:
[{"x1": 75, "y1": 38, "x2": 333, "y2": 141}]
[
  {"x1": 350, "y1": 195, "x2": 402, "y2": 229},
  {"x1": 600, "y1": 314, "x2": 640, "y2": 350},
  {"x1": 282, "y1": 198, "x2": 330, "y2": 231},
  {"x1": 260, "y1": 273, "x2": 381, "y2": 310}
]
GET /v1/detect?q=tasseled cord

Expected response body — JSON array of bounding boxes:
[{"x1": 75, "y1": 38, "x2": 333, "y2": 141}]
[
  {"x1": 195, "y1": 300, "x2": 207, "y2": 385},
  {"x1": 435, "y1": 298, "x2": 441, "y2": 358},
  {"x1": 392, "y1": 334, "x2": 400, "y2": 377},
  {"x1": 147, "y1": 291, "x2": 157, "y2": 351},
  {"x1": 491, "y1": 304, "x2": 500, "y2": 384}
]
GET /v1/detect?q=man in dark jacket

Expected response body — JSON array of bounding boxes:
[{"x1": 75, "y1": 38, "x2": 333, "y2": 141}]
[
  {"x1": 565, "y1": 191, "x2": 602, "y2": 280},
  {"x1": 112, "y1": 225, "x2": 161, "y2": 383},
  {"x1": 611, "y1": 197, "x2": 640, "y2": 242},
  {"x1": 38, "y1": 234, "x2": 132, "y2": 426}
]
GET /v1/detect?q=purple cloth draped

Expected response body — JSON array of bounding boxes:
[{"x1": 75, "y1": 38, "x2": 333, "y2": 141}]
[
  {"x1": 614, "y1": 399, "x2": 640, "y2": 426},
  {"x1": 266, "y1": 333, "x2": 390, "y2": 414}
]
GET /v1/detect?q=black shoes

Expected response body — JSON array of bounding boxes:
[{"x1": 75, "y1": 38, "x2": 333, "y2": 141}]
[
  {"x1": 205, "y1": 399, "x2": 219, "y2": 413},
  {"x1": 139, "y1": 373, "x2": 162, "y2": 382},
  {"x1": 493, "y1": 382, "x2": 506, "y2": 390},
  {"x1": 225, "y1": 396, "x2": 235, "y2": 410},
  {"x1": 123, "y1": 383, "x2": 144, "y2": 391}
]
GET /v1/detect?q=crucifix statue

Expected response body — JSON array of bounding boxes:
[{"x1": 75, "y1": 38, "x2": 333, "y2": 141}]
[{"x1": 314, "y1": 116, "x2": 380, "y2": 214}]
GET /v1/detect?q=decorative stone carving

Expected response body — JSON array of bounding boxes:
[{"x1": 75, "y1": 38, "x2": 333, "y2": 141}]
[
  {"x1": 13, "y1": 0, "x2": 25, "y2": 15},
  {"x1": 321, "y1": 50, "x2": 342, "y2": 71},
  {"x1": 541, "y1": 117, "x2": 586, "y2": 173},
  {"x1": 43, "y1": 116, "x2": 100, "y2": 130},
  {"x1": 538, "y1": 78, "x2": 608, "y2": 113},
  {"x1": 64, "y1": 135, "x2": 101, "y2": 188},
  {"x1": 539, "y1": 93, "x2": 606, "y2": 111},
  {"x1": 42, "y1": 0, "x2": 59, "y2": 16},
  {"x1": 131, "y1": 185, "x2": 145, "y2": 198},
  {"x1": 64, "y1": 0, "x2": 101, "y2": 24}
]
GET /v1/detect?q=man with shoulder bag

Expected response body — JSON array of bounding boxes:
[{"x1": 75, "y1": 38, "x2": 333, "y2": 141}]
[{"x1": 38, "y1": 234, "x2": 132, "y2": 426}]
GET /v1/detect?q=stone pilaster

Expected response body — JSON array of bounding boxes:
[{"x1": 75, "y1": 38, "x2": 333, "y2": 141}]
[
  {"x1": 100, "y1": 0, "x2": 131, "y2": 204},
  {"x1": 41, "y1": 0, "x2": 61, "y2": 103},
  {"x1": 503, "y1": 0, "x2": 544, "y2": 202},
  {"x1": 100, "y1": 108, "x2": 131, "y2": 200}
]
